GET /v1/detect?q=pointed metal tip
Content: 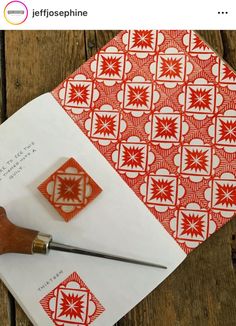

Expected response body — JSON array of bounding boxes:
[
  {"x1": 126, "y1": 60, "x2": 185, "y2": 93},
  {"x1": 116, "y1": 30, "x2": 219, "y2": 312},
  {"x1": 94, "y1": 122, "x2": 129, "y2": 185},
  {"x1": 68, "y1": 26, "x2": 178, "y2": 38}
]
[
  {"x1": 50, "y1": 242, "x2": 167, "y2": 269},
  {"x1": 136, "y1": 261, "x2": 167, "y2": 269}
]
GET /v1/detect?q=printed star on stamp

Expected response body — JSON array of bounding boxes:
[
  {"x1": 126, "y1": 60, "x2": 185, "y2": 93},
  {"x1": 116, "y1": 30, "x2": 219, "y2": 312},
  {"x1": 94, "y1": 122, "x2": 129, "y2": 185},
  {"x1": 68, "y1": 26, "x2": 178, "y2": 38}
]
[{"x1": 38, "y1": 158, "x2": 102, "y2": 222}]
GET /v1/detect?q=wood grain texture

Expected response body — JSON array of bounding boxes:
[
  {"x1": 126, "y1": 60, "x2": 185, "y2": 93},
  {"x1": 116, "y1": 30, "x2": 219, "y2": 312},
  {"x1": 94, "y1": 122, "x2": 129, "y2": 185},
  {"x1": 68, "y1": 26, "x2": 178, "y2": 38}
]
[
  {"x1": 85, "y1": 30, "x2": 98, "y2": 59},
  {"x1": 0, "y1": 30, "x2": 235, "y2": 326},
  {"x1": 15, "y1": 303, "x2": 33, "y2": 326},
  {"x1": 0, "y1": 282, "x2": 12, "y2": 326},
  {"x1": 95, "y1": 30, "x2": 120, "y2": 49},
  {"x1": 4, "y1": 31, "x2": 86, "y2": 117},
  {"x1": 221, "y1": 31, "x2": 236, "y2": 68}
]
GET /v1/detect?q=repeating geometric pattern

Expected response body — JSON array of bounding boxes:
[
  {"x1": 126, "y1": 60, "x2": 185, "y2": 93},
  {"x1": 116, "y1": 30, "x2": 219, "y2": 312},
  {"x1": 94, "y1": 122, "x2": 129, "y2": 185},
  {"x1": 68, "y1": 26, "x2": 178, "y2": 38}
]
[
  {"x1": 52, "y1": 30, "x2": 236, "y2": 253},
  {"x1": 38, "y1": 158, "x2": 102, "y2": 222},
  {"x1": 40, "y1": 272, "x2": 105, "y2": 325}
]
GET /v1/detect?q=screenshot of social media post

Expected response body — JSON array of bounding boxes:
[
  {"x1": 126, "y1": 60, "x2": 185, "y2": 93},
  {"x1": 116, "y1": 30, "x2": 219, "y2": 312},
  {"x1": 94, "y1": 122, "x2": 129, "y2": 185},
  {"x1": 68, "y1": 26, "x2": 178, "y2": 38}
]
[{"x1": 0, "y1": 1, "x2": 235, "y2": 326}]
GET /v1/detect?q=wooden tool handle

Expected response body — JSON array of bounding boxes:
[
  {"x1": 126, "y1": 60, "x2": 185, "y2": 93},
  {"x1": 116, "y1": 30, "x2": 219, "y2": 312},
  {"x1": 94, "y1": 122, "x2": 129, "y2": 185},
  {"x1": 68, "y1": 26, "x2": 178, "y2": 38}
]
[{"x1": 0, "y1": 207, "x2": 39, "y2": 255}]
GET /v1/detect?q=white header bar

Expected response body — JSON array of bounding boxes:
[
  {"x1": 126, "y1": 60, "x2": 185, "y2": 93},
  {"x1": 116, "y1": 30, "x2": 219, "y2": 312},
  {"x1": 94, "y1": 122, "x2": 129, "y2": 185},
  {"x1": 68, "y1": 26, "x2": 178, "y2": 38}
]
[{"x1": 0, "y1": 0, "x2": 235, "y2": 29}]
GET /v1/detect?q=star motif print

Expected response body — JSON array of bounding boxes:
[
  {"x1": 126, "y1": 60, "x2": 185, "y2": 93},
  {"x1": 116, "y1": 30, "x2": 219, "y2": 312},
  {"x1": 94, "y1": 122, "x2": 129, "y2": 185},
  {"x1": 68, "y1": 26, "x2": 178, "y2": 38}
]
[
  {"x1": 121, "y1": 145, "x2": 145, "y2": 169},
  {"x1": 150, "y1": 113, "x2": 181, "y2": 144},
  {"x1": 155, "y1": 116, "x2": 178, "y2": 140},
  {"x1": 38, "y1": 158, "x2": 102, "y2": 222},
  {"x1": 215, "y1": 183, "x2": 236, "y2": 207},
  {"x1": 149, "y1": 178, "x2": 174, "y2": 202},
  {"x1": 56, "y1": 175, "x2": 82, "y2": 203},
  {"x1": 222, "y1": 64, "x2": 236, "y2": 81},
  {"x1": 218, "y1": 119, "x2": 236, "y2": 143},
  {"x1": 180, "y1": 212, "x2": 205, "y2": 238},
  {"x1": 67, "y1": 83, "x2": 90, "y2": 106},
  {"x1": 144, "y1": 173, "x2": 179, "y2": 208},
  {"x1": 58, "y1": 292, "x2": 85, "y2": 320},
  {"x1": 99, "y1": 55, "x2": 122, "y2": 77},
  {"x1": 131, "y1": 30, "x2": 154, "y2": 49},
  {"x1": 188, "y1": 87, "x2": 212, "y2": 110},
  {"x1": 88, "y1": 109, "x2": 122, "y2": 143},
  {"x1": 127, "y1": 85, "x2": 149, "y2": 107},
  {"x1": 64, "y1": 81, "x2": 93, "y2": 109},
  {"x1": 159, "y1": 57, "x2": 182, "y2": 79},
  {"x1": 53, "y1": 30, "x2": 236, "y2": 254},
  {"x1": 123, "y1": 82, "x2": 153, "y2": 111},
  {"x1": 40, "y1": 272, "x2": 105, "y2": 325},
  {"x1": 176, "y1": 208, "x2": 209, "y2": 242},
  {"x1": 192, "y1": 34, "x2": 209, "y2": 51},
  {"x1": 185, "y1": 84, "x2": 215, "y2": 114},
  {"x1": 183, "y1": 147, "x2": 210, "y2": 174},
  {"x1": 184, "y1": 149, "x2": 208, "y2": 172},
  {"x1": 94, "y1": 113, "x2": 117, "y2": 137}
]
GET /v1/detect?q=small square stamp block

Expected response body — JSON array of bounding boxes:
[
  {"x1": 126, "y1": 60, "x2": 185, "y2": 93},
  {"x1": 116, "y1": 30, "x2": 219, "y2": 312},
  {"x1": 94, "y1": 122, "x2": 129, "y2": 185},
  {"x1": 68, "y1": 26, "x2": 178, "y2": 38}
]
[{"x1": 38, "y1": 158, "x2": 102, "y2": 222}]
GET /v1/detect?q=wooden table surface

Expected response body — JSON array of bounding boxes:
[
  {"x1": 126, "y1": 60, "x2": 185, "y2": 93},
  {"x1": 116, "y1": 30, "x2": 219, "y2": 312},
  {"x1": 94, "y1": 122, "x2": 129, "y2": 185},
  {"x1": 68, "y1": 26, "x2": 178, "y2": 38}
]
[{"x1": 0, "y1": 30, "x2": 236, "y2": 326}]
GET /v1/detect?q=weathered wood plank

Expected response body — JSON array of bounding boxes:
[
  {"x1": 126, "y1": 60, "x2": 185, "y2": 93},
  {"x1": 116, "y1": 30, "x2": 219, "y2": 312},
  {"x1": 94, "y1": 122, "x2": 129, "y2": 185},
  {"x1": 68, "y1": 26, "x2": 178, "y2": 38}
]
[
  {"x1": 85, "y1": 30, "x2": 98, "y2": 59},
  {"x1": 95, "y1": 30, "x2": 119, "y2": 49},
  {"x1": 15, "y1": 303, "x2": 33, "y2": 326},
  {"x1": 85, "y1": 31, "x2": 120, "y2": 59},
  {"x1": 221, "y1": 31, "x2": 236, "y2": 69},
  {"x1": 0, "y1": 282, "x2": 12, "y2": 326},
  {"x1": 4, "y1": 31, "x2": 86, "y2": 117}
]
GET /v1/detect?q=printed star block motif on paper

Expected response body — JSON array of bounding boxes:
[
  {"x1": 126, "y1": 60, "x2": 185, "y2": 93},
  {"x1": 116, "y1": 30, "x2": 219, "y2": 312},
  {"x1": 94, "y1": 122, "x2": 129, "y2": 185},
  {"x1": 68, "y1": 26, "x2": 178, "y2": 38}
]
[
  {"x1": 151, "y1": 113, "x2": 181, "y2": 143},
  {"x1": 53, "y1": 30, "x2": 236, "y2": 254},
  {"x1": 40, "y1": 272, "x2": 105, "y2": 325},
  {"x1": 128, "y1": 30, "x2": 157, "y2": 52},
  {"x1": 156, "y1": 54, "x2": 185, "y2": 82},
  {"x1": 219, "y1": 62, "x2": 236, "y2": 84},
  {"x1": 38, "y1": 158, "x2": 102, "y2": 222},
  {"x1": 64, "y1": 80, "x2": 93, "y2": 109},
  {"x1": 176, "y1": 209, "x2": 209, "y2": 242},
  {"x1": 96, "y1": 52, "x2": 125, "y2": 80},
  {"x1": 189, "y1": 32, "x2": 213, "y2": 54},
  {"x1": 146, "y1": 175, "x2": 177, "y2": 206},
  {"x1": 212, "y1": 179, "x2": 236, "y2": 211},
  {"x1": 215, "y1": 116, "x2": 236, "y2": 146},
  {"x1": 90, "y1": 111, "x2": 120, "y2": 140},
  {"x1": 118, "y1": 142, "x2": 147, "y2": 172},
  {"x1": 123, "y1": 82, "x2": 153, "y2": 111},
  {"x1": 185, "y1": 85, "x2": 215, "y2": 114},
  {"x1": 181, "y1": 145, "x2": 212, "y2": 176}
]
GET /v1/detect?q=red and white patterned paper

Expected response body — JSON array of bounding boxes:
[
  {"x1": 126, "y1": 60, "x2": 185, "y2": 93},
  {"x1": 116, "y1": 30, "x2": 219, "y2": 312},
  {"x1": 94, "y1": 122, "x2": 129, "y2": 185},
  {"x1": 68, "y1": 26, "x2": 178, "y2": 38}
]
[
  {"x1": 40, "y1": 272, "x2": 105, "y2": 325},
  {"x1": 38, "y1": 158, "x2": 102, "y2": 222},
  {"x1": 52, "y1": 30, "x2": 236, "y2": 253}
]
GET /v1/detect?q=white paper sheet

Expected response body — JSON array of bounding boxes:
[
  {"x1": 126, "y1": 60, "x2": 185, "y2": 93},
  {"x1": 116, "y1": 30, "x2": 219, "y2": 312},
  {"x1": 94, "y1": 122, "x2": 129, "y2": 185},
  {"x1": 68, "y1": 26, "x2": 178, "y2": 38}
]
[{"x1": 0, "y1": 93, "x2": 186, "y2": 325}]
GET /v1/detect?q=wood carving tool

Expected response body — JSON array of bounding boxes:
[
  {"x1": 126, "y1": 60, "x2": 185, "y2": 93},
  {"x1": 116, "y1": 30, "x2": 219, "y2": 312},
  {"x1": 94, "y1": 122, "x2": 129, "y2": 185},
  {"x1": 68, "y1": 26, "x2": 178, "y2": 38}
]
[{"x1": 0, "y1": 207, "x2": 167, "y2": 269}]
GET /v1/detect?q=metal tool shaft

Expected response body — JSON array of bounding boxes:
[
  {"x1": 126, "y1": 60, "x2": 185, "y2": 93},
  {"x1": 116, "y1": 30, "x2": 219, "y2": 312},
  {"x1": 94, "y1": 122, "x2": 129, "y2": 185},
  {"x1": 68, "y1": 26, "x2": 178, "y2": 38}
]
[
  {"x1": 49, "y1": 242, "x2": 167, "y2": 269},
  {"x1": 0, "y1": 207, "x2": 167, "y2": 269}
]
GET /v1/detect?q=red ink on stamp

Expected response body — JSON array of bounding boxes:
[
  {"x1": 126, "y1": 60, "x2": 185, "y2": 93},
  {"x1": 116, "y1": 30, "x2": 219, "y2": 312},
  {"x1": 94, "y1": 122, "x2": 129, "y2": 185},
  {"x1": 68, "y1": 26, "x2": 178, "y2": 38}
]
[{"x1": 38, "y1": 158, "x2": 102, "y2": 222}]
